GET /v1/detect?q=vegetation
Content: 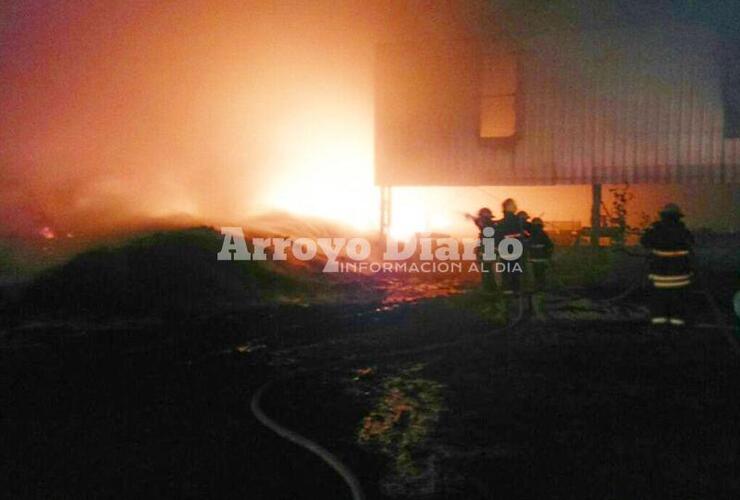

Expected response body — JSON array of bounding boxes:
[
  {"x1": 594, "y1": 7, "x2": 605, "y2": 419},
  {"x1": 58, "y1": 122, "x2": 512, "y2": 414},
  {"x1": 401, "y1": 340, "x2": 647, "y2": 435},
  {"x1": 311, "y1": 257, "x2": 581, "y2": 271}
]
[
  {"x1": 19, "y1": 226, "x2": 318, "y2": 317},
  {"x1": 607, "y1": 185, "x2": 634, "y2": 245},
  {"x1": 358, "y1": 364, "x2": 445, "y2": 483},
  {"x1": 445, "y1": 286, "x2": 507, "y2": 324},
  {"x1": 549, "y1": 246, "x2": 616, "y2": 289}
]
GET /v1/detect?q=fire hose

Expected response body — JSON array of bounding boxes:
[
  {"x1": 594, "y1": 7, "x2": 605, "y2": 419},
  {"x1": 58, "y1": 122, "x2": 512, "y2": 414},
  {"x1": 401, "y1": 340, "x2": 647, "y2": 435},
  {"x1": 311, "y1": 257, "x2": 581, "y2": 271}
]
[
  {"x1": 250, "y1": 380, "x2": 367, "y2": 500},
  {"x1": 548, "y1": 249, "x2": 739, "y2": 355},
  {"x1": 250, "y1": 271, "x2": 737, "y2": 499},
  {"x1": 249, "y1": 292, "x2": 529, "y2": 500}
]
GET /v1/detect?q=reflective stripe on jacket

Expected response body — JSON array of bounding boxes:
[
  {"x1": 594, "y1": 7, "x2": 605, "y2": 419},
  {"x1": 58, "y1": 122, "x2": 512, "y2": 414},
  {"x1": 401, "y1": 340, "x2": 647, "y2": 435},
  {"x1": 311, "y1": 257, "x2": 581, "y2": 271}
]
[
  {"x1": 648, "y1": 273, "x2": 692, "y2": 288},
  {"x1": 652, "y1": 249, "x2": 690, "y2": 257},
  {"x1": 527, "y1": 229, "x2": 554, "y2": 262}
]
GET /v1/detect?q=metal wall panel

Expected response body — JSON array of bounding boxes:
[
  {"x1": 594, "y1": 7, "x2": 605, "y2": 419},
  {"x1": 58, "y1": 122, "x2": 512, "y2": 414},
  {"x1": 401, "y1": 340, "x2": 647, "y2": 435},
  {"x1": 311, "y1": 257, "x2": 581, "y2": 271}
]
[{"x1": 374, "y1": 24, "x2": 739, "y2": 186}]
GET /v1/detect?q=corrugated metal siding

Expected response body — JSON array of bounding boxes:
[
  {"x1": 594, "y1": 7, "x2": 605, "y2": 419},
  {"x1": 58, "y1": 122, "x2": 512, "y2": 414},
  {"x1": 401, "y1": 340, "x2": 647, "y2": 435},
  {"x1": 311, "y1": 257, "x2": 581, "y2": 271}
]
[{"x1": 375, "y1": 25, "x2": 740, "y2": 186}]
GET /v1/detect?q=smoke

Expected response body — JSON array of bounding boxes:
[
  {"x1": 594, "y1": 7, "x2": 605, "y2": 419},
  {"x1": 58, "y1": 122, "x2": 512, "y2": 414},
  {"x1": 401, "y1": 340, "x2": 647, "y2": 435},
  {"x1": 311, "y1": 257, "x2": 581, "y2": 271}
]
[
  {"x1": 1, "y1": 1, "x2": 276, "y2": 237},
  {"x1": 0, "y1": 1, "x2": 497, "y2": 243}
]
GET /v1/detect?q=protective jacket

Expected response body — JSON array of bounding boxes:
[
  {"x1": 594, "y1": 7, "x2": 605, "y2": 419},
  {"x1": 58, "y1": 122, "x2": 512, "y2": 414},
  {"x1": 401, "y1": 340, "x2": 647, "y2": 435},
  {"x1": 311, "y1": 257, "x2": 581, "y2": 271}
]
[
  {"x1": 495, "y1": 212, "x2": 524, "y2": 243},
  {"x1": 473, "y1": 215, "x2": 496, "y2": 240},
  {"x1": 528, "y1": 227, "x2": 554, "y2": 262}
]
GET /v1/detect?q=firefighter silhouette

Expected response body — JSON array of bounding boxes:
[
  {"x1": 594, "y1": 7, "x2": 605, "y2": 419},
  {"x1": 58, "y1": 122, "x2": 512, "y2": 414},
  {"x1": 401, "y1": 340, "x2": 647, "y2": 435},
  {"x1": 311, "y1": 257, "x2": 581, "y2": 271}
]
[
  {"x1": 497, "y1": 199, "x2": 525, "y2": 294},
  {"x1": 517, "y1": 211, "x2": 532, "y2": 237},
  {"x1": 640, "y1": 203, "x2": 694, "y2": 326},
  {"x1": 527, "y1": 217, "x2": 554, "y2": 290},
  {"x1": 467, "y1": 207, "x2": 497, "y2": 290}
]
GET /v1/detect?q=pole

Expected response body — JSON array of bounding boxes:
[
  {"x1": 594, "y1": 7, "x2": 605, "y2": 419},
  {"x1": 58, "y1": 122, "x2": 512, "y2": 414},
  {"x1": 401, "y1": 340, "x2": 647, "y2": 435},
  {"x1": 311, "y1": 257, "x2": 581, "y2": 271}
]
[
  {"x1": 591, "y1": 183, "x2": 602, "y2": 247},
  {"x1": 380, "y1": 186, "x2": 391, "y2": 240}
]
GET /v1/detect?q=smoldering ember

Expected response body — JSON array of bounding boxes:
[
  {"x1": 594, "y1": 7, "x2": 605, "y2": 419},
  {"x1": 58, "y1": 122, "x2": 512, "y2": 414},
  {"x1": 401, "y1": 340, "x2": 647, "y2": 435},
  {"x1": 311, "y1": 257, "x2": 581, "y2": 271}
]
[{"x1": 2, "y1": 1, "x2": 739, "y2": 500}]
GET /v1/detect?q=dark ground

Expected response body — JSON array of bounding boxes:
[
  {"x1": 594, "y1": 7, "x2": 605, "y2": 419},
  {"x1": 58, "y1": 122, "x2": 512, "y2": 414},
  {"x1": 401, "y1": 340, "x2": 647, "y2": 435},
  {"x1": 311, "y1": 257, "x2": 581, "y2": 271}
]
[{"x1": 2, "y1": 240, "x2": 739, "y2": 499}]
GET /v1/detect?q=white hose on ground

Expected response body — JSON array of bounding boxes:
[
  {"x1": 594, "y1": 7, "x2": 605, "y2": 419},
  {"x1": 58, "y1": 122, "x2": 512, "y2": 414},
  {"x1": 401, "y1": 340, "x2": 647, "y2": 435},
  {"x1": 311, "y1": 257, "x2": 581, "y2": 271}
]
[
  {"x1": 250, "y1": 380, "x2": 366, "y2": 500},
  {"x1": 249, "y1": 292, "x2": 529, "y2": 500}
]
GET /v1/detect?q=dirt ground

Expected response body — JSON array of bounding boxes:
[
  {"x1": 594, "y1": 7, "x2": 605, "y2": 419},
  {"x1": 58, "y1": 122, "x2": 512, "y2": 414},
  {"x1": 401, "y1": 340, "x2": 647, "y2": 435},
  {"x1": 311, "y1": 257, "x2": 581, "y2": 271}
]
[
  {"x1": 257, "y1": 288, "x2": 740, "y2": 499},
  {"x1": 3, "y1": 242, "x2": 739, "y2": 499}
]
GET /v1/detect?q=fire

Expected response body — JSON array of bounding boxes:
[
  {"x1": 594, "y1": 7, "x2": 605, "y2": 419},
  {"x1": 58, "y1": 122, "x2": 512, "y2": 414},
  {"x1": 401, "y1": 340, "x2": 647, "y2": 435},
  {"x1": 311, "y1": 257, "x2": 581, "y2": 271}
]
[
  {"x1": 254, "y1": 94, "x2": 444, "y2": 239},
  {"x1": 38, "y1": 226, "x2": 55, "y2": 240},
  {"x1": 263, "y1": 170, "x2": 453, "y2": 239}
]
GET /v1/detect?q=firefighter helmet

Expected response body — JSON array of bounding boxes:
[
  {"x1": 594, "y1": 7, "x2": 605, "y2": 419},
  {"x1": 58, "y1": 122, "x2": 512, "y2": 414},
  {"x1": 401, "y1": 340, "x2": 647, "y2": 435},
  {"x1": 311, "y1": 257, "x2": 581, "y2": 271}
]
[
  {"x1": 659, "y1": 203, "x2": 684, "y2": 217},
  {"x1": 502, "y1": 198, "x2": 517, "y2": 213}
]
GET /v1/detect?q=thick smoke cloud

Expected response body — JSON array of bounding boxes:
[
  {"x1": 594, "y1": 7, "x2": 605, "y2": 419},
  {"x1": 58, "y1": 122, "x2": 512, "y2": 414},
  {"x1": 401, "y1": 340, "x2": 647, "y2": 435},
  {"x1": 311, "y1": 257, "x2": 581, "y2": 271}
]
[{"x1": 1, "y1": 0, "x2": 494, "y2": 240}]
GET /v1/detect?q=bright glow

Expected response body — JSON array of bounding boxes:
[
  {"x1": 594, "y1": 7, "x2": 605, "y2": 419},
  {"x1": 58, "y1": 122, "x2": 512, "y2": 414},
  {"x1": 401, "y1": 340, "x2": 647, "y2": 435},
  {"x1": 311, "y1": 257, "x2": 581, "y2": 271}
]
[
  {"x1": 387, "y1": 201, "x2": 425, "y2": 241},
  {"x1": 39, "y1": 226, "x2": 55, "y2": 240},
  {"x1": 256, "y1": 94, "x2": 468, "y2": 237},
  {"x1": 259, "y1": 105, "x2": 379, "y2": 232}
]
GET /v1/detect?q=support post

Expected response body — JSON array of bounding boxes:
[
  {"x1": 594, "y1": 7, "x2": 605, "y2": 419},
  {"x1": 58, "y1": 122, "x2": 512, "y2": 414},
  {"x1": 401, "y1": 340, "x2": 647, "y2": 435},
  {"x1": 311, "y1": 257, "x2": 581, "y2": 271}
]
[
  {"x1": 590, "y1": 183, "x2": 602, "y2": 247},
  {"x1": 380, "y1": 186, "x2": 392, "y2": 240}
]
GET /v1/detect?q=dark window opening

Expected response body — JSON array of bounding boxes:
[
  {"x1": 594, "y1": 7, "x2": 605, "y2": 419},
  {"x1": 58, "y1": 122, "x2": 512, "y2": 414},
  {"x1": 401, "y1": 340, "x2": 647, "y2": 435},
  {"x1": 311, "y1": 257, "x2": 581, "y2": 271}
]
[{"x1": 480, "y1": 46, "x2": 518, "y2": 139}]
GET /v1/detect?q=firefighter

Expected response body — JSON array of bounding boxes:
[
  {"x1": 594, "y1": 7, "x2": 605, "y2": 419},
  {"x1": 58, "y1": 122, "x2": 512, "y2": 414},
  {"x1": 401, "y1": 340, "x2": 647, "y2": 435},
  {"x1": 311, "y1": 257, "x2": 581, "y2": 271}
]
[
  {"x1": 517, "y1": 211, "x2": 533, "y2": 237},
  {"x1": 640, "y1": 203, "x2": 694, "y2": 326},
  {"x1": 527, "y1": 217, "x2": 554, "y2": 290},
  {"x1": 497, "y1": 198, "x2": 525, "y2": 294},
  {"x1": 516, "y1": 210, "x2": 533, "y2": 275},
  {"x1": 466, "y1": 207, "x2": 497, "y2": 290}
]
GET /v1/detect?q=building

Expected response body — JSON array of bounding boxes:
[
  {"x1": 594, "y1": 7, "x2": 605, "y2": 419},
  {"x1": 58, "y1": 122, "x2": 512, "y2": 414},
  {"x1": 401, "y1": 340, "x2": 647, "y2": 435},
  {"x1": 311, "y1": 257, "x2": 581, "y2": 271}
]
[{"x1": 374, "y1": 22, "x2": 740, "y2": 237}]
